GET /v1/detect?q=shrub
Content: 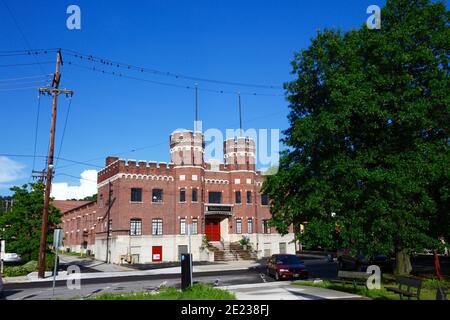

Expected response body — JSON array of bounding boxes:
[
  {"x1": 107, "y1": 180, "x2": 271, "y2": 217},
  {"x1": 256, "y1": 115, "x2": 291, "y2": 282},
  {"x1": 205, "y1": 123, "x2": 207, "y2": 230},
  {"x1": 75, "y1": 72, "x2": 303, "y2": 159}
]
[{"x1": 239, "y1": 236, "x2": 251, "y2": 247}]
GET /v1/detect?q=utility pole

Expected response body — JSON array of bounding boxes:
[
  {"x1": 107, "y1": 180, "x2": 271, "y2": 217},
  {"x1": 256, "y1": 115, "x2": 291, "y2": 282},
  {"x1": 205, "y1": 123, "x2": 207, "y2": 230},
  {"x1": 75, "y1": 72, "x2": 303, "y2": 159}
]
[
  {"x1": 32, "y1": 169, "x2": 46, "y2": 183},
  {"x1": 105, "y1": 181, "x2": 113, "y2": 264},
  {"x1": 37, "y1": 50, "x2": 74, "y2": 278}
]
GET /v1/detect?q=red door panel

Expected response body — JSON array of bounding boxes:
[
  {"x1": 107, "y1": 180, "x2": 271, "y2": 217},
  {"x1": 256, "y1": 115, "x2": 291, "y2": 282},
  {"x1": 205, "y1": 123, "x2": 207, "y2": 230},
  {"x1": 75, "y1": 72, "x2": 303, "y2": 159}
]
[
  {"x1": 205, "y1": 220, "x2": 221, "y2": 241},
  {"x1": 152, "y1": 246, "x2": 162, "y2": 262}
]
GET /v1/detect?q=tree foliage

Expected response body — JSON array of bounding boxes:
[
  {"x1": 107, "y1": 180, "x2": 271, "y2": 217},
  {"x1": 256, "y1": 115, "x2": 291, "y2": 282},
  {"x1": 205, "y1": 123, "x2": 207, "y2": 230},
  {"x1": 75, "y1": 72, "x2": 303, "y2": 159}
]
[
  {"x1": 263, "y1": 0, "x2": 449, "y2": 267},
  {"x1": 0, "y1": 183, "x2": 61, "y2": 262}
]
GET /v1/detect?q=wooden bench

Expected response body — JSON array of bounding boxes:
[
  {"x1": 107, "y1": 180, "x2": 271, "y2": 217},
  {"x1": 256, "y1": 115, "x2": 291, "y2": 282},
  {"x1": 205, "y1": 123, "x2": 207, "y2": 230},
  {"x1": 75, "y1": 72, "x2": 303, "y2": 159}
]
[
  {"x1": 385, "y1": 276, "x2": 422, "y2": 300},
  {"x1": 330, "y1": 271, "x2": 371, "y2": 288}
]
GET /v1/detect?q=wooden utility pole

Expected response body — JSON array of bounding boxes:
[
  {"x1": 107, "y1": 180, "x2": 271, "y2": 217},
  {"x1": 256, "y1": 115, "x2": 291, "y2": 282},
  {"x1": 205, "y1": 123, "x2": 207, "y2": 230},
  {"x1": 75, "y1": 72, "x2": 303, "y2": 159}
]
[
  {"x1": 105, "y1": 182, "x2": 113, "y2": 264},
  {"x1": 37, "y1": 50, "x2": 74, "y2": 278}
]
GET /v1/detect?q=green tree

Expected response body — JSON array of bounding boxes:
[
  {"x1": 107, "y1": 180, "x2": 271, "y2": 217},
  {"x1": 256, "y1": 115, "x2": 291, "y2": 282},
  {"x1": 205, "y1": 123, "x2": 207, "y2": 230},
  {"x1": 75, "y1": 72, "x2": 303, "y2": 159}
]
[
  {"x1": 263, "y1": 0, "x2": 449, "y2": 275},
  {"x1": 0, "y1": 183, "x2": 62, "y2": 262},
  {"x1": 83, "y1": 194, "x2": 97, "y2": 202}
]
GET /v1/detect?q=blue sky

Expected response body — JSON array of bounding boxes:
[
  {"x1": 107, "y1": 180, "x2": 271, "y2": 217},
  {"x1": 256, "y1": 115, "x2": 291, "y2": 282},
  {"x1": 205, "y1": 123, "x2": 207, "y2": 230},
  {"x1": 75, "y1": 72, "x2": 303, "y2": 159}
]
[{"x1": 0, "y1": 0, "x2": 385, "y2": 197}]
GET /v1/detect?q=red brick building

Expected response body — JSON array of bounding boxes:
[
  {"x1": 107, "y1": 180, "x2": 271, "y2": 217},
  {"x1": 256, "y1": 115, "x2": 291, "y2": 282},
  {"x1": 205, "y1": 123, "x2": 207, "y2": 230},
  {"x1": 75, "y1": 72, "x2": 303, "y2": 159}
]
[{"x1": 59, "y1": 130, "x2": 295, "y2": 263}]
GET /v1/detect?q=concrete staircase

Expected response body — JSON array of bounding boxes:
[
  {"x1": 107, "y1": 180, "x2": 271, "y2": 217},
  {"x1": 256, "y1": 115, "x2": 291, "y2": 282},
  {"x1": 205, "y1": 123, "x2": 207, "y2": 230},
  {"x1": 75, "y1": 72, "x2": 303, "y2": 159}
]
[{"x1": 208, "y1": 241, "x2": 257, "y2": 262}]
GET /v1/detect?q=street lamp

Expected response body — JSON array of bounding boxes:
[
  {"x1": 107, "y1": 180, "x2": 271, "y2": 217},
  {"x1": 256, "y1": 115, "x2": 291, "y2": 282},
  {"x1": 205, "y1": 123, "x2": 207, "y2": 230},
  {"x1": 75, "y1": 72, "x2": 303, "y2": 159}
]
[{"x1": 188, "y1": 223, "x2": 193, "y2": 286}]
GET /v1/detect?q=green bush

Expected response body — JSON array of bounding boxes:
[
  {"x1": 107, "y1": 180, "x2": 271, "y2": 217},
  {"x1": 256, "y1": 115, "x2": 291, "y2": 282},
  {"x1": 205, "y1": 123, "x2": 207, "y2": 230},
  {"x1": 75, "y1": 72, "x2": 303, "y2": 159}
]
[{"x1": 239, "y1": 236, "x2": 251, "y2": 247}]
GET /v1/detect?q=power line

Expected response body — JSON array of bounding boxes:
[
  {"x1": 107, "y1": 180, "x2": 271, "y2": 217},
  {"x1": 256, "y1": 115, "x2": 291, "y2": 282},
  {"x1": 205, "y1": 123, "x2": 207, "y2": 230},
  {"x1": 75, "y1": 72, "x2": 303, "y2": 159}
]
[
  {"x1": 55, "y1": 95, "x2": 73, "y2": 169},
  {"x1": 0, "y1": 50, "x2": 57, "y2": 57},
  {"x1": 0, "y1": 86, "x2": 41, "y2": 92},
  {"x1": 61, "y1": 48, "x2": 282, "y2": 90},
  {"x1": 0, "y1": 62, "x2": 54, "y2": 68},
  {"x1": 65, "y1": 60, "x2": 283, "y2": 97},
  {"x1": 0, "y1": 79, "x2": 51, "y2": 87},
  {"x1": 0, "y1": 48, "x2": 59, "y2": 54},
  {"x1": 0, "y1": 0, "x2": 48, "y2": 74},
  {"x1": 32, "y1": 93, "x2": 42, "y2": 172},
  {"x1": 0, "y1": 74, "x2": 52, "y2": 82},
  {"x1": 0, "y1": 48, "x2": 285, "y2": 95},
  {"x1": 0, "y1": 153, "x2": 104, "y2": 169}
]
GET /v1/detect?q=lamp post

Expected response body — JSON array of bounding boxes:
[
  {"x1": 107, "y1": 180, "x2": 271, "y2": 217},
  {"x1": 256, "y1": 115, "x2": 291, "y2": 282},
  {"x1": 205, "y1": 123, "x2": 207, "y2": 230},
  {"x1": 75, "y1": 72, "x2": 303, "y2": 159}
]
[{"x1": 188, "y1": 223, "x2": 193, "y2": 286}]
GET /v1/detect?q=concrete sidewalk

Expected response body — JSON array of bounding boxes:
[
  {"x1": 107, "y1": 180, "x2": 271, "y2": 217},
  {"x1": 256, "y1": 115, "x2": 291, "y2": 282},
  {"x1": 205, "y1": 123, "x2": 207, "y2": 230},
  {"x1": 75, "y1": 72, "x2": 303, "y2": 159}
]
[
  {"x1": 59, "y1": 254, "x2": 134, "y2": 272},
  {"x1": 3, "y1": 260, "x2": 259, "y2": 284},
  {"x1": 219, "y1": 282, "x2": 368, "y2": 300}
]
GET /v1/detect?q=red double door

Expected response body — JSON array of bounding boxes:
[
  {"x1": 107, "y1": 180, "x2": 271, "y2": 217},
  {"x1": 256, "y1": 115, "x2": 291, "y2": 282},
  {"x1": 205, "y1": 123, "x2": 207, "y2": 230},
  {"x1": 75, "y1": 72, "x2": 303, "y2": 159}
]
[{"x1": 205, "y1": 219, "x2": 221, "y2": 241}]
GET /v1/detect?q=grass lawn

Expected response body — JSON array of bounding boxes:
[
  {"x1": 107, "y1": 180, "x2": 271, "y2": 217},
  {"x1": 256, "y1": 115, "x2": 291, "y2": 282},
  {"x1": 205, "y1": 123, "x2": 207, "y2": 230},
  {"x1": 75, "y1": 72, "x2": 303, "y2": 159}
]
[
  {"x1": 87, "y1": 283, "x2": 236, "y2": 300},
  {"x1": 60, "y1": 251, "x2": 93, "y2": 259},
  {"x1": 293, "y1": 276, "x2": 449, "y2": 300}
]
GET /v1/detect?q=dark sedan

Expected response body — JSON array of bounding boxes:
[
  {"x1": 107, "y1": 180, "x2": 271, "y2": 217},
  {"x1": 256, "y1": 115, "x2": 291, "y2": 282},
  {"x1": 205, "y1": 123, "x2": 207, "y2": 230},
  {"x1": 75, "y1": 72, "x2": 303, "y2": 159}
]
[
  {"x1": 337, "y1": 249, "x2": 395, "y2": 272},
  {"x1": 266, "y1": 254, "x2": 308, "y2": 280}
]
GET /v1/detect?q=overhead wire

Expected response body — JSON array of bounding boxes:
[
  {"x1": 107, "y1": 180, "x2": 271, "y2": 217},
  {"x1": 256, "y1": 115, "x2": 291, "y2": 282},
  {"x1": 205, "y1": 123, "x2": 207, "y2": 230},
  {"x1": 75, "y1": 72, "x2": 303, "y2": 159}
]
[
  {"x1": 61, "y1": 48, "x2": 282, "y2": 90},
  {"x1": 65, "y1": 60, "x2": 283, "y2": 97},
  {"x1": 0, "y1": 0, "x2": 48, "y2": 74},
  {"x1": 55, "y1": 95, "x2": 73, "y2": 169}
]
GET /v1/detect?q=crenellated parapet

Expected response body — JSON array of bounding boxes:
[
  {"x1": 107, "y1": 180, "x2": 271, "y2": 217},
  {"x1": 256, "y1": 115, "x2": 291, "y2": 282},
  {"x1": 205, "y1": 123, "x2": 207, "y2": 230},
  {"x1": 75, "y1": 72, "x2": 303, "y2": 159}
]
[
  {"x1": 98, "y1": 157, "x2": 175, "y2": 184},
  {"x1": 223, "y1": 137, "x2": 256, "y2": 171}
]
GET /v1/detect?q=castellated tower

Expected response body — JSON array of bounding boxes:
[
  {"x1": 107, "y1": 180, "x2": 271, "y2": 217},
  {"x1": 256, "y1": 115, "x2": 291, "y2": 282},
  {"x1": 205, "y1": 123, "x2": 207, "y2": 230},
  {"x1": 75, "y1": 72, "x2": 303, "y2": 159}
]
[
  {"x1": 224, "y1": 136, "x2": 256, "y2": 171},
  {"x1": 170, "y1": 130, "x2": 205, "y2": 166}
]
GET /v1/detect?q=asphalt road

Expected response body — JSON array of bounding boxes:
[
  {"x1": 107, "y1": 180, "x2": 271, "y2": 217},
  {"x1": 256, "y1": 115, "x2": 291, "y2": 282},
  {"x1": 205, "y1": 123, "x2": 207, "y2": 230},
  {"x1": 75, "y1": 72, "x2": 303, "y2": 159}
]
[{"x1": 2, "y1": 258, "x2": 338, "y2": 300}]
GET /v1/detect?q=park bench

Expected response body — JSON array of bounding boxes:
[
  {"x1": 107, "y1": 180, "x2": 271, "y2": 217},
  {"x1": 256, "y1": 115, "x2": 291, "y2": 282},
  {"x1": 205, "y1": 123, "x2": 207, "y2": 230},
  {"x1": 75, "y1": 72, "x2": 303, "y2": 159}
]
[
  {"x1": 385, "y1": 276, "x2": 422, "y2": 300},
  {"x1": 330, "y1": 271, "x2": 371, "y2": 288},
  {"x1": 436, "y1": 286, "x2": 447, "y2": 300}
]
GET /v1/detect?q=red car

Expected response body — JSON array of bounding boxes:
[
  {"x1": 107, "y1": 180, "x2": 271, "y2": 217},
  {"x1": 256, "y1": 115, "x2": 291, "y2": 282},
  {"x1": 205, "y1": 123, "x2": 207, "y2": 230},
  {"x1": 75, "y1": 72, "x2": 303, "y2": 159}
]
[{"x1": 266, "y1": 254, "x2": 308, "y2": 280}]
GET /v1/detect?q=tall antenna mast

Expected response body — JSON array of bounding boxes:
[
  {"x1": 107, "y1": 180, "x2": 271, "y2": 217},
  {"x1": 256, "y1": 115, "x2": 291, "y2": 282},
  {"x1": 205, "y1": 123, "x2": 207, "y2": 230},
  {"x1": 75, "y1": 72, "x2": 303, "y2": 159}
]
[
  {"x1": 238, "y1": 92, "x2": 243, "y2": 137},
  {"x1": 195, "y1": 83, "x2": 199, "y2": 131}
]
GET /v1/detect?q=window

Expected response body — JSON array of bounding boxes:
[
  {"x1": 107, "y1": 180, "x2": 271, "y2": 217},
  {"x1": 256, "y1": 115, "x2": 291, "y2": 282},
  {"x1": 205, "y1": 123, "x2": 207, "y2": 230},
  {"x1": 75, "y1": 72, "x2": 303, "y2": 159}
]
[
  {"x1": 192, "y1": 188, "x2": 198, "y2": 202},
  {"x1": 152, "y1": 218, "x2": 163, "y2": 235},
  {"x1": 98, "y1": 194, "x2": 103, "y2": 208},
  {"x1": 246, "y1": 191, "x2": 252, "y2": 204},
  {"x1": 208, "y1": 191, "x2": 222, "y2": 204},
  {"x1": 179, "y1": 188, "x2": 186, "y2": 203},
  {"x1": 262, "y1": 219, "x2": 271, "y2": 234},
  {"x1": 180, "y1": 218, "x2": 186, "y2": 235},
  {"x1": 235, "y1": 191, "x2": 241, "y2": 204},
  {"x1": 131, "y1": 188, "x2": 142, "y2": 202},
  {"x1": 152, "y1": 189, "x2": 163, "y2": 203},
  {"x1": 130, "y1": 219, "x2": 142, "y2": 236},
  {"x1": 192, "y1": 218, "x2": 198, "y2": 235},
  {"x1": 247, "y1": 218, "x2": 253, "y2": 234},
  {"x1": 261, "y1": 194, "x2": 269, "y2": 206},
  {"x1": 236, "y1": 219, "x2": 242, "y2": 234}
]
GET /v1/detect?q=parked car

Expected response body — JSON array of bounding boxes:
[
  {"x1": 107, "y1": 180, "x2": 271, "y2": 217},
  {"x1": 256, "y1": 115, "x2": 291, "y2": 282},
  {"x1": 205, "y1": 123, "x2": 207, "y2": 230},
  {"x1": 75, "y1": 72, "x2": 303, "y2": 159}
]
[
  {"x1": 266, "y1": 254, "x2": 308, "y2": 281},
  {"x1": 337, "y1": 249, "x2": 394, "y2": 272},
  {"x1": 3, "y1": 253, "x2": 22, "y2": 264}
]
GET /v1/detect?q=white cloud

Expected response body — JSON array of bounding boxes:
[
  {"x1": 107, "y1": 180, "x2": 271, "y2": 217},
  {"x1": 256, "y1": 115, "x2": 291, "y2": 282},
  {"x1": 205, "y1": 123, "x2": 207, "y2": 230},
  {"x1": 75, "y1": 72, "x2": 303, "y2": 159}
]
[
  {"x1": 0, "y1": 156, "x2": 26, "y2": 187},
  {"x1": 51, "y1": 170, "x2": 97, "y2": 200}
]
